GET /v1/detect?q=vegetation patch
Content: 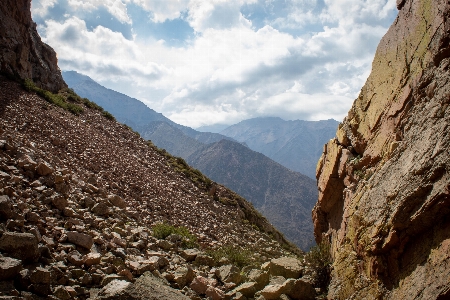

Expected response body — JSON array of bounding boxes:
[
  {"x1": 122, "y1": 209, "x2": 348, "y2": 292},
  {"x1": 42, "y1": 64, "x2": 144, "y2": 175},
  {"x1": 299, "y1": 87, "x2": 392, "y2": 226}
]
[
  {"x1": 23, "y1": 79, "x2": 115, "y2": 120},
  {"x1": 152, "y1": 222, "x2": 198, "y2": 248},
  {"x1": 304, "y1": 240, "x2": 332, "y2": 292},
  {"x1": 206, "y1": 245, "x2": 254, "y2": 268}
]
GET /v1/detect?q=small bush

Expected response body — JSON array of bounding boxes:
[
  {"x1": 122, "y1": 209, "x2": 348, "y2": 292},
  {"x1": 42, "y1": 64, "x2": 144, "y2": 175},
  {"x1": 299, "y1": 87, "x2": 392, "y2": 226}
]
[
  {"x1": 304, "y1": 240, "x2": 332, "y2": 291},
  {"x1": 23, "y1": 79, "x2": 84, "y2": 115},
  {"x1": 152, "y1": 222, "x2": 198, "y2": 248},
  {"x1": 102, "y1": 111, "x2": 115, "y2": 121},
  {"x1": 206, "y1": 245, "x2": 253, "y2": 268}
]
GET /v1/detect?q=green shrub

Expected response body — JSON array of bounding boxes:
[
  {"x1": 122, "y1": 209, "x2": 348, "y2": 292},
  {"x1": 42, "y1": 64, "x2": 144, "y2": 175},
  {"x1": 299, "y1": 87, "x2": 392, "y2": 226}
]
[
  {"x1": 304, "y1": 240, "x2": 332, "y2": 291},
  {"x1": 152, "y1": 222, "x2": 198, "y2": 248},
  {"x1": 102, "y1": 111, "x2": 115, "y2": 121},
  {"x1": 23, "y1": 79, "x2": 84, "y2": 115},
  {"x1": 206, "y1": 245, "x2": 253, "y2": 268}
]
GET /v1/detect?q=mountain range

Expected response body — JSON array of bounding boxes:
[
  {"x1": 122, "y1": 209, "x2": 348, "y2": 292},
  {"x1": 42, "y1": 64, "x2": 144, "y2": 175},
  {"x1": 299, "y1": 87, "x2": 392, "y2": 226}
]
[{"x1": 63, "y1": 71, "x2": 321, "y2": 250}]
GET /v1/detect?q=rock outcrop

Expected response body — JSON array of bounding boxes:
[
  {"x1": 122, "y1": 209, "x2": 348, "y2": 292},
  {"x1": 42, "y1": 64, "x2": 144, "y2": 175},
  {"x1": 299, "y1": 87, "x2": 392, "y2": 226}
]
[
  {"x1": 314, "y1": 0, "x2": 450, "y2": 299},
  {"x1": 0, "y1": 0, "x2": 66, "y2": 92}
]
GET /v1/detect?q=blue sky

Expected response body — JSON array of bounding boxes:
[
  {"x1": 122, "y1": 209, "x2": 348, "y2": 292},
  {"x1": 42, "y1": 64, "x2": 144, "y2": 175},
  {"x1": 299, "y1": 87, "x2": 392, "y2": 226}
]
[{"x1": 32, "y1": 0, "x2": 398, "y2": 128}]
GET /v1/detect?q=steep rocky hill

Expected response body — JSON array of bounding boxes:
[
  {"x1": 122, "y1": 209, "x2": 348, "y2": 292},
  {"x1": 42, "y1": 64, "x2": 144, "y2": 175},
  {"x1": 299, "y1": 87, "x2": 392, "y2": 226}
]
[
  {"x1": 187, "y1": 140, "x2": 318, "y2": 251},
  {"x1": 220, "y1": 118, "x2": 339, "y2": 179},
  {"x1": 314, "y1": 0, "x2": 450, "y2": 299}
]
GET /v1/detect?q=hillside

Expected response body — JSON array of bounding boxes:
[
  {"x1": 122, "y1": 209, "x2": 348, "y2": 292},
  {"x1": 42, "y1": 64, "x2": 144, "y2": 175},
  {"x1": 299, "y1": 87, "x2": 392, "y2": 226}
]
[
  {"x1": 187, "y1": 140, "x2": 318, "y2": 250},
  {"x1": 64, "y1": 72, "x2": 318, "y2": 251},
  {"x1": 314, "y1": 0, "x2": 450, "y2": 298},
  {"x1": 220, "y1": 118, "x2": 339, "y2": 179}
]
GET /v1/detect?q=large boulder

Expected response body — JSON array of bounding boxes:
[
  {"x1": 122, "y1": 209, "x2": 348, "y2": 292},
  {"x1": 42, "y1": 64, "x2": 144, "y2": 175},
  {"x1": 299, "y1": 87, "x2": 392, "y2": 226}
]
[
  {"x1": 0, "y1": 232, "x2": 39, "y2": 262},
  {"x1": 266, "y1": 257, "x2": 303, "y2": 279},
  {"x1": 0, "y1": 256, "x2": 22, "y2": 280},
  {"x1": 95, "y1": 274, "x2": 190, "y2": 300},
  {"x1": 66, "y1": 231, "x2": 94, "y2": 249},
  {"x1": 216, "y1": 264, "x2": 242, "y2": 284}
]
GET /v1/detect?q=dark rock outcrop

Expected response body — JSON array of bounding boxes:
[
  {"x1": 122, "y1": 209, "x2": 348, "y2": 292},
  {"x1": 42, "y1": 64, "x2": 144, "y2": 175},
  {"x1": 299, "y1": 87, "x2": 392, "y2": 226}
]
[
  {"x1": 0, "y1": 0, "x2": 66, "y2": 92},
  {"x1": 314, "y1": 0, "x2": 450, "y2": 298}
]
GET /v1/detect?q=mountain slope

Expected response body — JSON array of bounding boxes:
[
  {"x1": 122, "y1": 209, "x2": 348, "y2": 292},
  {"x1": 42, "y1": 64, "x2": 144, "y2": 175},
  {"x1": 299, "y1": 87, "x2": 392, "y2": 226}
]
[
  {"x1": 63, "y1": 71, "x2": 233, "y2": 146},
  {"x1": 314, "y1": 0, "x2": 450, "y2": 298},
  {"x1": 187, "y1": 139, "x2": 318, "y2": 250},
  {"x1": 220, "y1": 117, "x2": 339, "y2": 178}
]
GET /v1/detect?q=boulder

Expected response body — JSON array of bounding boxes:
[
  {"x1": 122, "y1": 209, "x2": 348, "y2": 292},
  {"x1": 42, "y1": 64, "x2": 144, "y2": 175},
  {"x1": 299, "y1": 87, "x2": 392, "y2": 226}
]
[
  {"x1": 248, "y1": 269, "x2": 269, "y2": 290},
  {"x1": 84, "y1": 252, "x2": 101, "y2": 266},
  {"x1": 66, "y1": 231, "x2": 94, "y2": 249},
  {"x1": 216, "y1": 264, "x2": 242, "y2": 284},
  {"x1": 267, "y1": 257, "x2": 303, "y2": 279},
  {"x1": 0, "y1": 256, "x2": 22, "y2": 280},
  {"x1": 173, "y1": 266, "x2": 195, "y2": 288},
  {"x1": 0, "y1": 195, "x2": 13, "y2": 220},
  {"x1": 35, "y1": 162, "x2": 53, "y2": 176},
  {"x1": 0, "y1": 232, "x2": 39, "y2": 262},
  {"x1": 51, "y1": 194, "x2": 68, "y2": 210},
  {"x1": 189, "y1": 276, "x2": 210, "y2": 295},
  {"x1": 286, "y1": 279, "x2": 316, "y2": 300},
  {"x1": 180, "y1": 249, "x2": 200, "y2": 262},
  {"x1": 108, "y1": 194, "x2": 126, "y2": 209},
  {"x1": 232, "y1": 282, "x2": 258, "y2": 298},
  {"x1": 205, "y1": 286, "x2": 225, "y2": 300},
  {"x1": 30, "y1": 267, "x2": 51, "y2": 284},
  {"x1": 95, "y1": 273, "x2": 190, "y2": 299}
]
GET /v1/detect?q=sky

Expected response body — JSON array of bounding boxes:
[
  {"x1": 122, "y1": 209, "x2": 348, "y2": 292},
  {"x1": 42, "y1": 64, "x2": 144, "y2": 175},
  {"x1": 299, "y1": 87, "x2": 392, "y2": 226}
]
[{"x1": 31, "y1": 0, "x2": 398, "y2": 129}]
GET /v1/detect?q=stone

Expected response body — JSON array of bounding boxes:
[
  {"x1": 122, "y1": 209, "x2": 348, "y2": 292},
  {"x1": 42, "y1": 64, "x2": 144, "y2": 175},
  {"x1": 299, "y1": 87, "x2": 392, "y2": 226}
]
[
  {"x1": 30, "y1": 267, "x2": 51, "y2": 284},
  {"x1": 180, "y1": 249, "x2": 200, "y2": 262},
  {"x1": 67, "y1": 250, "x2": 84, "y2": 267},
  {"x1": 66, "y1": 231, "x2": 94, "y2": 249},
  {"x1": 286, "y1": 279, "x2": 316, "y2": 300},
  {"x1": 101, "y1": 274, "x2": 128, "y2": 286},
  {"x1": 233, "y1": 282, "x2": 258, "y2": 298},
  {"x1": 53, "y1": 285, "x2": 72, "y2": 300},
  {"x1": 95, "y1": 273, "x2": 190, "y2": 299},
  {"x1": 158, "y1": 239, "x2": 174, "y2": 250},
  {"x1": 84, "y1": 252, "x2": 101, "y2": 266},
  {"x1": 92, "y1": 202, "x2": 111, "y2": 216},
  {"x1": 189, "y1": 276, "x2": 210, "y2": 295},
  {"x1": 173, "y1": 266, "x2": 195, "y2": 288},
  {"x1": 108, "y1": 194, "x2": 126, "y2": 209},
  {"x1": 205, "y1": 286, "x2": 225, "y2": 300},
  {"x1": 248, "y1": 269, "x2": 269, "y2": 290},
  {"x1": 194, "y1": 254, "x2": 215, "y2": 267},
  {"x1": 260, "y1": 284, "x2": 286, "y2": 300},
  {"x1": 268, "y1": 257, "x2": 303, "y2": 279},
  {"x1": 216, "y1": 264, "x2": 242, "y2": 284},
  {"x1": 0, "y1": 195, "x2": 14, "y2": 219},
  {"x1": 0, "y1": 232, "x2": 39, "y2": 262},
  {"x1": 35, "y1": 162, "x2": 53, "y2": 176},
  {"x1": 51, "y1": 195, "x2": 69, "y2": 211},
  {"x1": 0, "y1": 257, "x2": 22, "y2": 280}
]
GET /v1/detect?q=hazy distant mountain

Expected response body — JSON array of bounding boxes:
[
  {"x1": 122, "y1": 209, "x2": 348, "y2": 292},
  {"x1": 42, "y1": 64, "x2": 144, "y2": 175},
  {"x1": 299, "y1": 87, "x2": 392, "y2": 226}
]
[
  {"x1": 187, "y1": 139, "x2": 317, "y2": 250},
  {"x1": 196, "y1": 124, "x2": 231, "y2": 133},
  {"x1": 62, "y1": 71, "x2": 233, "y2": 145},
  {"x1": 220, "y1": 117, "x2": 339, "y2": 179}
]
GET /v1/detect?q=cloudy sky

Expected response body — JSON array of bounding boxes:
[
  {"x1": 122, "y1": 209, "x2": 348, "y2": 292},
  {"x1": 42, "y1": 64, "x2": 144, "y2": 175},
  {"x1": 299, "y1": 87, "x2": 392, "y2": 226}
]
[{"x1": 31, "y1": 0, "x2": 398, "y2": 129}]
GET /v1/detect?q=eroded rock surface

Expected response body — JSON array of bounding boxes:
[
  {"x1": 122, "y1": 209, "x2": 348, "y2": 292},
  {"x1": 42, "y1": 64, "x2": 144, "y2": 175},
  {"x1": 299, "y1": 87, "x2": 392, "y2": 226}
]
[
  {"x1": 0, "y1": 0, "x2": 66, "y2": 92},
  {"x1": 314, "y1": 0, "x2": 450, "y2": 298}
]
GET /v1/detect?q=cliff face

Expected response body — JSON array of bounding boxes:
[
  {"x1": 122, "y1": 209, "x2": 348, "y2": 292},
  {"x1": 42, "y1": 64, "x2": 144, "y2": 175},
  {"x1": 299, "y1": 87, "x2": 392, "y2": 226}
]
[
  {"x1": 313, "y1": 0, "x2": 450, "y2": 298},
  {"x1": 0, "y1": 0, "x2": 66, "y2": 92}
]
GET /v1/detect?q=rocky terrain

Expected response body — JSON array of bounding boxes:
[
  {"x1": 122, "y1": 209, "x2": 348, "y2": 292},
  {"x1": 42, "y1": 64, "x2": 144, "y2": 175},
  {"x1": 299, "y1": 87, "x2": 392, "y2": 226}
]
[
  {"x1": 314, "y1": 0, "x2": 450, "y2": 298},
  {"x1": 187, "y1": 140, "x2": 317, "y2": 251},
  {"x1": 220, "y1": 118, "x2": 338, "y2": 179},
  {"x1": 0, "y1": 74, "x2": 331, "y2": 299}
]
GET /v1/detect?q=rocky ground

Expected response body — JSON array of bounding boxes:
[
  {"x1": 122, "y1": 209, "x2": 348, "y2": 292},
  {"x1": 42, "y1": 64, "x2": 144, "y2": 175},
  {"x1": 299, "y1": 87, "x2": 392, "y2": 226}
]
[{"x1": 0, "y1": 75, "x2": 322, "y2": 299}]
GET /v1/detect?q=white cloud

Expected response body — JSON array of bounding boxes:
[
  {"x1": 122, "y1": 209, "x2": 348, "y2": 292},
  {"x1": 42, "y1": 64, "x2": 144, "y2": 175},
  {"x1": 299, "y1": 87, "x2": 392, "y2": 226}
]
[
  {"x1": 31, "y1": 0, "x2": 58, "y2": 18},
  {"x1": 33, "y1": 0, "x2": 397, "y2": 127}
]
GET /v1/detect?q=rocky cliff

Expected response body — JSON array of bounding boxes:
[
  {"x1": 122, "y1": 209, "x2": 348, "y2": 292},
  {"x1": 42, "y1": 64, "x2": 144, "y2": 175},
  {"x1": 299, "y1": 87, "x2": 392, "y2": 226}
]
[
  {"x1": 0, "y1": 0, "x2": 66, "y2": 92},
  {"x1": 313, "y1": 0, "x2": 450, "y2": 298}
]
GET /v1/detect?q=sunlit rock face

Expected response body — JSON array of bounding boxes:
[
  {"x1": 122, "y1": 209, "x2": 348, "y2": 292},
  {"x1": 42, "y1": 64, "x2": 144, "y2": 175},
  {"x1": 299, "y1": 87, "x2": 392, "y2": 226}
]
[
  {"x1": 313, "y1": 0, "x2": 450, "y2": 298},
  {"x1": 0, "y1": 0, "x2": 66, "y2": 92}
]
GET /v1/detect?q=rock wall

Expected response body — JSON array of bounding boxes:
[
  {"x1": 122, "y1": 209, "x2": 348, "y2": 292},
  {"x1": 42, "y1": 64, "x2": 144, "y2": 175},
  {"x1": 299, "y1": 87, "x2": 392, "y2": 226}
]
[
  {"x1": 313, "y1": 0, "x2": 450, "y2": 298},
  {"x1": 0, "y1": 0, "x2": 66, "y2": 92}
]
